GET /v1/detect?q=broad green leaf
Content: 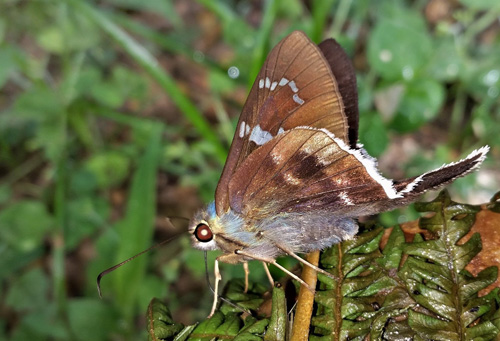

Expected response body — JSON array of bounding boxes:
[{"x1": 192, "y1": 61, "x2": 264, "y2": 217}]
[
  {"x1": 5, "y1": 268, "x2": 49, "y2": 310},
  {"x1": 391, "y1": 79, "x2": 445, "y2": 132},
  {"x1": 425, "y1": 37, "x2": 463, "y2": 82},
  {"x1": 9, "y1": 303, "x2": 69, "y2": 340},
  {"x1": 462, "y1": 60, "x2": 500, "y2": 102},
  {"x1": 0, "y1": 45, "x2": 20, "y2": 88},
  {"x1": 358, "y1": 111, "x2": 389, "y2": 157},
  {"x1": 37, "y1": 26, "x2": 65, "y2": 53},
  {"x1": 0, "y1": 200, "x2": 54, "y2": 252},
  {"x1": 84, "y1": 150, "x2": 131, "y2": 188},
  {"x1": 65, "y1": 196, "x2": 109, "y2": 250},
  {"x1": 368, "y1": 19, "x2": 432, "y2": 81},
  {"x1": 67, "y1": 299, "x2": 119, "y2": 341},
  {"x1": 11, "y1": 85, "x2": 66, "y2": 161}
]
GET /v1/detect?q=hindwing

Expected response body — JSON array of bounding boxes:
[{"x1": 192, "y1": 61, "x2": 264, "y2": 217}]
[{"x1": 227, "y1": 128, "x2": 488, "y2": 219}]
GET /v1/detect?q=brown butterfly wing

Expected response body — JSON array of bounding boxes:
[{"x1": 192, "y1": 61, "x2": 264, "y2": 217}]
[
  {"x1": 226, "y1": 128, "x2": 392, "y2": 218},
  {"x1": 215, "y1": 31, "x2": 355, "y2": 215},
  {"x1": 227, "y1": 128, "x2": 488, "y2": 220},
  {"x1": 318, "y1": 39, "x2": 359, "y2": 148}
]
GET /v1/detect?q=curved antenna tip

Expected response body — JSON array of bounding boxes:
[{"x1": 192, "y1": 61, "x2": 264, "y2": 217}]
[
  {"x1": 96, "y1": 272, "x2": 104, "y2": 299},
  {"x1": 94, "y1": 233, "x2": 184, "y2": 298}
]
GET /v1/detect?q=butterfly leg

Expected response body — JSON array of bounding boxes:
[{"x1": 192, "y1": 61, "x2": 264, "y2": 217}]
[
  {"x1": 235, "y1": 249, "x2": 314, "y2": 293},
  {"x1": 273, "y1": 244, "x2": 338, "y2": 281},
  {"x1": 208, "y1": 258, "x2": 222, "y2": 318},
  {"x1": 243, "y1": 262, "x2": 249, "y2": 293},
  {"x1": 262, "y1": 262, "x2": 274, "y2": 287}
]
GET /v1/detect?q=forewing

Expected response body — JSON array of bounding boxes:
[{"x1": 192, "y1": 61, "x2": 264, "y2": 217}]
[{"x1": 215, "y1": 31, "x2": 351, "y2": 215}]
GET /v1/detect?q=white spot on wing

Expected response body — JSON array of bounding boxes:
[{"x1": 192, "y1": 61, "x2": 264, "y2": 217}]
[
  {"x1": 293, "y1": 94, "x2": 305, "y2": 105},
  {"x1": 339, "y1": 191, "x2": 354, "y2": 206},
  {"x1": 249, "y1": 124, "x2": 273, "y2": 145},
  {"x1": 259, "y1": 79, "x2": 264, "y2": 89},
  {"x1": 278, "y1": 127, "x2": 285, "y2": 135},
  {"x1": 265, "y1": 77, "x2": 271, "y2": 89},
  {"x1": 239, "y1": 121, "x2": 246, "y2": 138},
  {"x1": 279, "y1": 77, "x2": 289, "y2": 86},
  {"x1": 270, "y1": 81, "x2": 278, "y2": 91},
  {"x1": 270, "y1": 150, "x2": 283, "y2": 164},
  {"x1": 245, "y1": 124, "x2": 250, "y2": 136},
  {"x1": 288, "y1": 80, "x2": 299, "y2": 93},
  {"x1": 284, "y1": 172, "x2": 301, "y2": 185},
  {"x1": 315, "y1": 144, "x2": 336, "y2": 166}
]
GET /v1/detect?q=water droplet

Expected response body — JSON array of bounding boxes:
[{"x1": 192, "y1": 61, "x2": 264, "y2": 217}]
[
  {"x1": 397, "y1": 215, "x2": 407, "y2": 224},
  {"x1": 402, "y1": 66, "x2": 414, "y2": 80},
  {"x1": 483, "y1": 69, "x2": 499, "y2": 86},
  {"x1": 487, "y1": 86, "x2": 499, "y2": 98},
  {"x1": 379, "y1": 49, "x2": 392, "y2": 63},
  {"x1": 228, "y1": 66, "x2": 240, "y2": 79},
  {"x1": 193, "y1": 51, "x2": 205, "y2": 63}
]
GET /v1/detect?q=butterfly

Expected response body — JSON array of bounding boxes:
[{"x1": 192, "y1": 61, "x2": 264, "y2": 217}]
[{"x1": 189, "y1": 30, "x2": 489, "y2": 317}]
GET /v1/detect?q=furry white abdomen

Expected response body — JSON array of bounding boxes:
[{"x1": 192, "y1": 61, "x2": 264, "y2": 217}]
[{"x1": 216, "y1": 207, "x2": 358, "y2": 259}]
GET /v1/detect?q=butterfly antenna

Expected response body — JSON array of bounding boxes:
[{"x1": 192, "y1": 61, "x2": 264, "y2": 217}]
[
  {"x1": 97, "y1": 233, "x2": 182, "y2": 298},
  {"x1": 203, "y1": 251, "x2": 251, "y2": 315},
  {"x1": 165, "y1": 215, "x2": 190, "y2": 222}
]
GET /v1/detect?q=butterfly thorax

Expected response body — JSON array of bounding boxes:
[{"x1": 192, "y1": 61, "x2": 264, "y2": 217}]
[{"x1": 190, "y1": 202, "x2": 359, "y2": 263}]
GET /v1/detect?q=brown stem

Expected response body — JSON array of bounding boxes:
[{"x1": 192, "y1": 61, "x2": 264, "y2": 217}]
[{"x1": 291, "y1": 250, "x2": 320, "y2": 341}]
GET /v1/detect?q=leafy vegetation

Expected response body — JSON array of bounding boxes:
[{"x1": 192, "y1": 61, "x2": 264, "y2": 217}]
[{"x1": 0, "y1": 0, "x2": 498, "y2": 339}]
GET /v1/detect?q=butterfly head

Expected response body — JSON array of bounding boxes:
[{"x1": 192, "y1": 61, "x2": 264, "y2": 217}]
[
  {"x1": 189, "y1": 202, "x2": 249, "y2": 256},
  {"x1": 189, "y1": 202, "x2": 219, "y2": 251}
]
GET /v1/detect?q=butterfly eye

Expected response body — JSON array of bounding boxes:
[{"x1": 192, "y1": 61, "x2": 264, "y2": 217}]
[{"x1": 194, "y1": 223, "x2": 213, "y2": 242}]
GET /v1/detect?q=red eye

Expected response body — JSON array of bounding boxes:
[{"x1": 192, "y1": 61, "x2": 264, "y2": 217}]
[{"x1": 194, "y1": 223, "x2": 213, "y2": 242}]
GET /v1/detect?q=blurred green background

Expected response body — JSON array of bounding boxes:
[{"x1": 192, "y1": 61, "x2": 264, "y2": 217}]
[{"x1": 0, "y1": 0, "x2": 499, "y2": 339}]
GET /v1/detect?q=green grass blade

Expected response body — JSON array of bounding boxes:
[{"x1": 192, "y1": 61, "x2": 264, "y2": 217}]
[
  {"x1": 247, "y1": 0, "x2": 279, "y2": 88},
  {"x1": 195, "y1": 0, "x2": 238, "y2": 24},
  {"x1": 111, "y1": 123, "x2": 163, "y2": 321},
  {"x1": 66, "y1": 0, "x2": 227, "y2": 163},
  {"x1": 311, "y1": 0, "x2": 337, "y2": 42}
]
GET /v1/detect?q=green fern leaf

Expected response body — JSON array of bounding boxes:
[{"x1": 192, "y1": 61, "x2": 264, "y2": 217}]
[
  {"x1": 146, "y1": 298, "x2": 192, "y2": 341},
  {"x1": 263, "y1": 284, "x2": 287, "y2": 341},
  {"x1": 400, "y1": 190, "x2": 499, "y2": 340}
]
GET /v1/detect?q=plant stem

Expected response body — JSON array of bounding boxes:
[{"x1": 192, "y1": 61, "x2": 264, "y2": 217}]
[
  {"x1": 248, "y1": 0, "x2": 279, "y2": 88},
  {"x1": 311, "y1": 0, "x2": 336, "y2": 43},
  {"x1": 331, "y1": 0, "x2": 353, "y2": 39},
  {"x1": 291, "y1": 250, "x2": 320, "y2": 341},
  {"x1": 450, "y1": 84, "x2": 466, "y2": 148},
  {"x1": 463, "y1": 8, "x2": 500, "y2": 47}
]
